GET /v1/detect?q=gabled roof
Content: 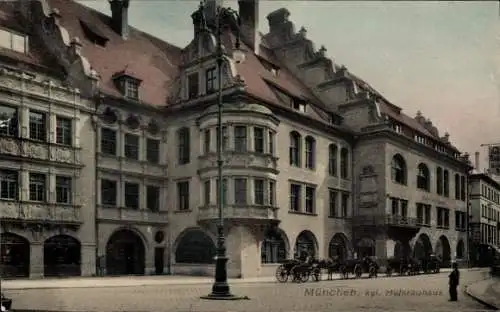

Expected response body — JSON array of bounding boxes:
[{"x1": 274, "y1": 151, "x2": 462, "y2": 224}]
[
  {"x1": 0, "y1": 2, "x2": 65, "y2": 76},
  {"x1": 47, "y1": 0, "x2": 182, "y2": 106}
]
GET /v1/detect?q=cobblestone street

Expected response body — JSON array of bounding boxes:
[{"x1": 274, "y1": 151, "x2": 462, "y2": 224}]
[{"x1": 3, "y1": 269, "x2": 492, "y2": 312}]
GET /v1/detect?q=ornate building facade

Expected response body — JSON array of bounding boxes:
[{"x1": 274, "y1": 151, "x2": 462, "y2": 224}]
[{"x1": 0, "y1": 0, "x2": 471, "y2": 278}]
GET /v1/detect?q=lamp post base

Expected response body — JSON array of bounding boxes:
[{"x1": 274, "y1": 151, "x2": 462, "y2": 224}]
[
  {"x1": 200, "y1": 294, "x2": 250, "y2": 300},
  {"x1": 200, "y1": 255, "x2": 249, "y2": 300}
]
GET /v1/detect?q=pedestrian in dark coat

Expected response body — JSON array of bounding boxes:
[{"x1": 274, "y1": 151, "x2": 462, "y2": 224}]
[{"x1": 448, "y1": 262, "x2": 460, "y2": 301}]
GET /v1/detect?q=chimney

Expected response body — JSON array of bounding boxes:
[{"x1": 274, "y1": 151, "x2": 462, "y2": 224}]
[
  {"x1": 109, "y1": 0, "x2": 130, "y2": 39},
  {"x1": 475, "y1": 151, "x2": 480, "y2": 171},
  {"x1": 238, "y1": 0, "x2": 259, "y2": 53}
]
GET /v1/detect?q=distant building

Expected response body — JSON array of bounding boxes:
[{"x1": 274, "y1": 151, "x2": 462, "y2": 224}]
[{"x1": 0, "y1": 0, "x2": 472, "y2": 278}]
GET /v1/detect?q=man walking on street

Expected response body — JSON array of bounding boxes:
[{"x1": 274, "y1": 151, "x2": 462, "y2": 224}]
[{"x1": 449, "y1": 262, "x2": 460, "y2": 301}]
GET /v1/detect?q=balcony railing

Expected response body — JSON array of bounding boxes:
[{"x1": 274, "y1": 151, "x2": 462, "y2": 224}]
[
  {"x1": 352, "y1": 214, "x2": 420, "y2": 228},
  {"x1": 0, "y1": 201, "x2": 82, "y2": 224},
  {"x1": 198, "y1": 205, "x2": 278, "y2": 222}
]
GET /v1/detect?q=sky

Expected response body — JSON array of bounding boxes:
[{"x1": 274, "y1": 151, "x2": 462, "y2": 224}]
[{"x1": 78, "y1": 0, "x2": 499, "y2": 169}]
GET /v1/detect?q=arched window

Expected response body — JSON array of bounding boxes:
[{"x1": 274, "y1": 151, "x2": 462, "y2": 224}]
[
  {"x1": 443, "y1": 170, "x2": 449, "y2": 197},
  {"x1": 289, "y1": 131, "x2": 301, "y2": 167},
  {"x1": 328, "y1": 144, "x2": 338, "y2": 176},
  {"x1": 305, "y1": 136, "x2": 315, "y2": 169},
  {"x1": 454, "y1": 174, "x2": 460, "y2": 199},
  {"x1": 177, "y1": 127, "x2": 190, "y2": 164},
  {"x1": 436, "y1": 167, "x2": 443, "y2": 195},
  {"x1": 391, "y1": 154, "x2": 406, "y2": 184},
  {"x1": 261, "y1": 231, "x2": 287, "y2": 264},
  {"x1": 340, "y1": 148, "x2": 349, "y2": 179},
  {"x1": 417, "y1": 163, "x2": 430, "y2": 191},
  {"x1": 175, "y1": 229, "x2": 216, "y2": 264}
]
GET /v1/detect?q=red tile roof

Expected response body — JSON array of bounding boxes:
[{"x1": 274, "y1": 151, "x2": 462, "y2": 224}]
[{"x1": 46, "y1": 0, "x2": 182, "y2": 106}]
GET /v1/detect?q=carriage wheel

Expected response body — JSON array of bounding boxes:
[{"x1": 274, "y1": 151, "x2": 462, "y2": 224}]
[
  {"x1": 354, "y1": 264, "x2": 362, "y2": 278},
  {"x1": 275, "y1": 265, "x2": 289, "y2": 283},
  {"x1": 290, "y1": 266, "x2": 300, "y2": 283},
  {"x1": 300, "y1": 271, "x2": 310, "y2": 283},
  {"x1": 312, "y1": 268, "x2": 321, "y2": 282},
  {"x1": 369, "y1": 266, "x2": 377, "y2": 278}
]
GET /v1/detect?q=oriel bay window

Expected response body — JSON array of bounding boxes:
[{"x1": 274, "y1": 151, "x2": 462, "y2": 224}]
[
  {"x1": 254, "y1": 178, "x2": 264, "y2": 205},
  {"x1": 203, "y1": 129, "x2": 211, "y2": 154},
  {"x1": 328, "y1": 189, "x2": 338, "y2": 217},
  {"x1": 0, "y1": 169, "x2": 18, "y2": 200},
  {"x1": 56, "y1": 176, "x2": 72, "y2": 204},
  {"x1": 205, "y1": 67, "x2": 216, "y2": 93},
  {"x1": 268, "y1": 131, "x2": 275, "y2": 155},
  {"x1": 216, "y1": 178, "x2": 228, "y2": 206},
  {"x1": 124, "y1": 182, "x2": 140, "y2": 209},
  {"x1": 234, "y1": 178, "x2": 247, "y2": 205},
  {"x1": 234, "y1": 126, "x2": 247, "y2": 152},
  {"x1": 269, "y1": 180, "x2": 276, "y2": 206},
  {"x1": 177, "y1": 128, "x2": 190, "y2": 164},
  {"x1": 216, "y1": 126, "x2": 228, "y2": 151},
  {"x1": 254, "y1": 127, "x2": 264, "y2": 153},
  {"x1": 204, "y1": 180, "x2": 210, "y2": 206}
]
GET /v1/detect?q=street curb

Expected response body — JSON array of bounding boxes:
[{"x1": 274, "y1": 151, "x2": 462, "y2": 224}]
[{"x1": 464, "y1": 284, "x2": 498, "y2": 310}]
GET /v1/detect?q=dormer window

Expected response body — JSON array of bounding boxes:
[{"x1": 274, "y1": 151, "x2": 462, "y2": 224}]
[
  {"x1": 187, "y1": 72, "x2": 199, "y2": 99},
  {"x1": 79, "y1": 20, "x2": 109, "y2": 47},
  {"x1": 112, "y1": 71, "x2": 141, "y2": 100},
  {"x1": 0, "y1": 27, "x2": 28, "y2": 54},
  {"x1": 292, "y1": 99, "x2": 306, "y2": 113}
]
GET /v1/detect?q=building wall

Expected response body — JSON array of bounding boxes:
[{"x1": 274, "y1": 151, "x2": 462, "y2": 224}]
[
  {"x1": 0, "y1": 63, "x2": 96, "y2": 277},
  {"x1": 469, "y1": 176, "x2": 500, "y2": 247}
]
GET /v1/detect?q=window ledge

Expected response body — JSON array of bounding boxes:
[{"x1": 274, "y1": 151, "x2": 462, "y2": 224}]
[
  {"x1": 288, "y1": 211, "x2": 317, "y2": 216},
  {"x1": 328, "y1": 216, "x2": 350, "y2": 219},
  {"x1": 174, "y1": 209, "x2": 192, "y2": 214}
]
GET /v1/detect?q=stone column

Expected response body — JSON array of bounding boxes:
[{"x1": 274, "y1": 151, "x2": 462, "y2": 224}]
[{"x1": 29, "y1": 243, "x2": 43, "y2": 278}]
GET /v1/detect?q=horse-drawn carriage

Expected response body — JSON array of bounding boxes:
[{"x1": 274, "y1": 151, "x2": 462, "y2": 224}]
[
  {"x1": 421, "y1": 254, "x2": 441, "y2": 273},
  {"x1": 338, "y1": 256, "x2": 379, "y2": 279},
  {"x1": 275, "y1": 259, "x2": 321, "y2": 283},
  {"x1": 386, "y1": 257, "x2": 421, "y2": 276}
]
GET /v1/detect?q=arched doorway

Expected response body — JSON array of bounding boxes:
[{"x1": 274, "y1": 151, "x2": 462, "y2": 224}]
[
  {"x1": 106, "y1": 229, "x2": 145, "y2": 275},
  {"x1": 175, "y1": 229, "x2": 216, "y2": 264},
  {"x1": 413, "y1": 233, "x2": 433, "y2": 259},
  {"x1": 394, "y1": 240, "x2": 411, "y2": 259},
  {"x1": 43, "y1": 235, "x2": 81, "y2": 277},
  {"x1": 456, "y1": 240, "x2": 465, "y2": 259},
  {"x1": 294, "y1": 230, "x2": 318, "y2": 259},
  {"x1": 328, "y1": 233, "x2": 349, "y2": 261},
  {"x1": 435, "y1": 235, "x2": 451, "y2": 267},
  {"x1": 356, "y1": 237, "x2": 374, "y2": 258},
  {"x1": 261, "y1": 229, "x2": 288, "y2": 264},
  {"x1": 1, "y1": 232, "x2": 30, "y2": 277}
]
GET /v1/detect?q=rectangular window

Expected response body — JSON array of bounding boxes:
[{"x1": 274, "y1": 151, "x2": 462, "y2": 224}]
[
  {"x1": 216, "y1": 178, "x2": 228, "y2": 206},
  {"x1": 455, "y1": 211, "x2": 460, "y2": 230},
  {"x1": 460, "y1": 176, "x2": 466, "y2": 201},
  {"x1": 55, "y1": 176, "x2": 72, "y2": 204},
  {"x1": 204, "y1": 129, "x2": 211, "y2": 154},
  {"x1": 254, "y1": 127, "x2": 264, "y2": 153},
  {"x1": 56, "y1": 117, "x2": 72, "y2": 146},
  {"x1": 391, "y1": 197, "x2": 398, "y2": 215},
  {"x1": 124, "y1": 79, "x2": 139, "y2": 100},
  {"x1": 0, "y1": 170, "x2": 18, "y2": 200},
  {"x1": 101, "y1": 179, "x2": 117, "y2": 206},
  {"x1": 177, "y1": 181, "x2": 190, "y2": 210},
  {"x1": 254, "y1": 179, "x2": 265, "y2": 205},
  {"x1": 178, "y1": 128, "x2": 190, "y2": 164},
  {"x1": 341, "y1": 193, "x2": 349, "y2": 217},
  {"x1": 146, "y1": 186, "x2": 160, "y2": 212},
  {"x1": 216, "y1": 126, "x2": 228, "y2": 151},
  {"x1": 234, "y1": 178, "x2": 247, "y2": 205},
  {"x1": 29, "y1": 111, "x2": 46, "y2": 141},
  {"x1": 29, "y1": 173, "x2": 45, "y2": 202},
  {"x1": 329, "y1": 189, "x2": 338, "y2": 217},
  {"x1": 269, "y1": 180, "x2": 275, "y2": 206},
  {"x1": 0, "y1": 105, "x2": 18, "y2": 137},
  {"x1": 290, "y1": 184, "x2": 301, "y2": 212},
  {"x1": 146, "y1": 139, "x2": 160, "y2": 163},
  {"x1": 101, "y1": 128, "x2": 117, "y2": 155},
  {"x1": 205, "y1": 67, "x2": 217, "y2": 93},
  {"x1": 305, "y1": 186, "x2": 315, "y2": 213},
  {"x1": 204, "y1": 180, "x2": 211, "y2": 206},
  {"x1": 444, "y1": 208, "x2": 450, "y2": 228},
  {"x1": 0, "y1": 28, "x2": 28, "y2": 54},
  {"x1": 234, "y1": 126, "x2": 247, "y2": 152},
  {"x1": 187, "y1": 73, "x2": 199, "y2": 99},
  {"x1": 400, "y1": 200, "x2": 408, "y2": 217},
  {"x1": 124, "y1": 133, "x2": 139, "y2": 160},
  {"x1": 124, "y1": 182, "x2": 140, "y2": 209},
  {"x1": 416, "y1": 203, "x2": 424, "y2": 224},
  {"x1": 268, "y1": 131, "x2": 275, "y2": 155}
]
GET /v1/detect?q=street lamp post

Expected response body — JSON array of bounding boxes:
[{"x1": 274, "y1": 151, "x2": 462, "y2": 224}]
[{"x1": 199, "y1": 2, "x2": 247, "y2": 300}]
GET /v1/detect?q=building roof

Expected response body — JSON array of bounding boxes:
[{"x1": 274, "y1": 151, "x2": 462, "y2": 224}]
[
  {"x1": 470, "y1": 173, "x2": 500, "y2": 191},
  {"x1": 0, "y1": 2, "x2": 65, "y2": 76},
  {"x1": 46, "y1": 0, "x2": 182, "y2": 107}
]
